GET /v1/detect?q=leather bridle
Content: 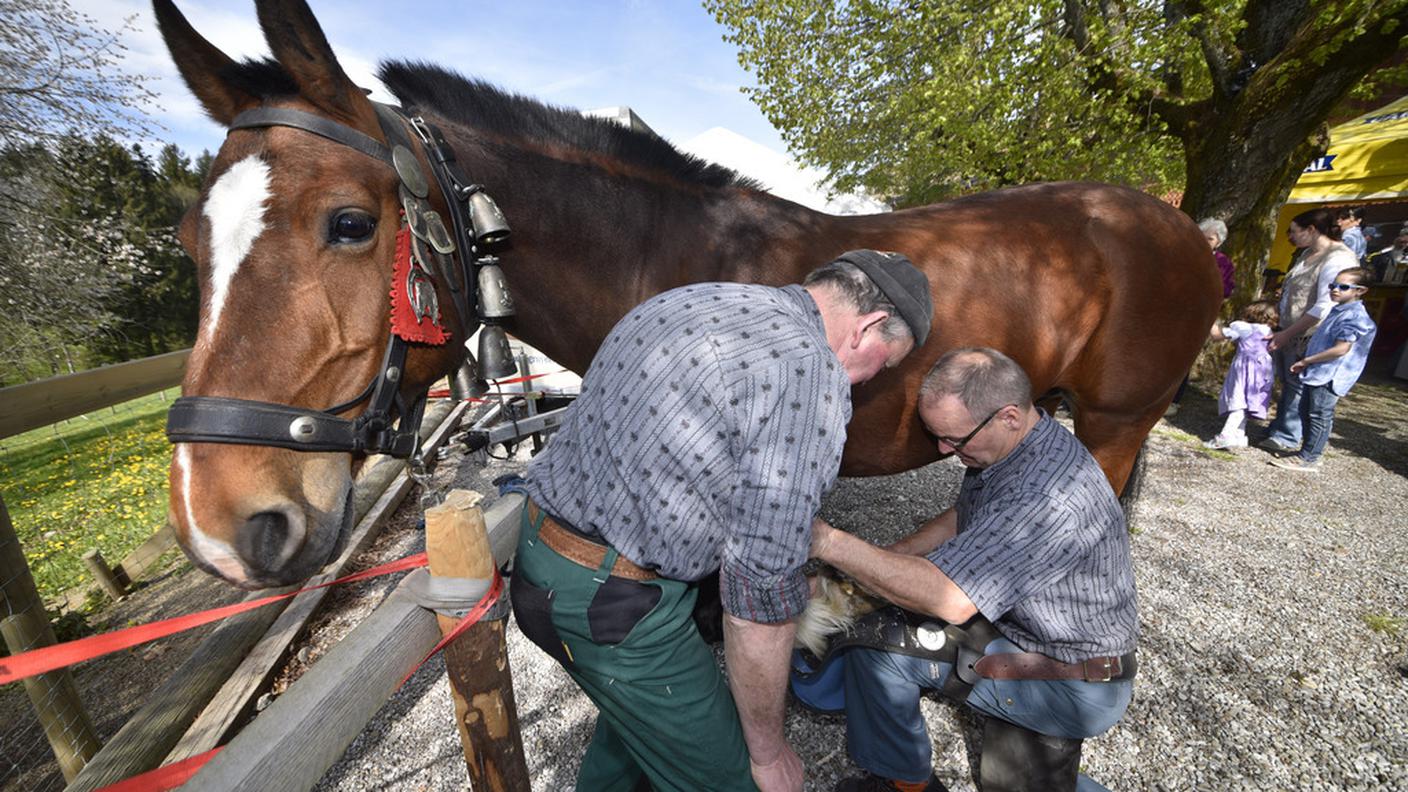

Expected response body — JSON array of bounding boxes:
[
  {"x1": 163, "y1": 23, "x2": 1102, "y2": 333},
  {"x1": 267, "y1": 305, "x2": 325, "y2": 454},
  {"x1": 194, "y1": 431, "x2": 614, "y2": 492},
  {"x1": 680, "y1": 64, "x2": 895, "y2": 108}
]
[{"x1": 166, "y1": 103, "x2": 498, "y2": 459}]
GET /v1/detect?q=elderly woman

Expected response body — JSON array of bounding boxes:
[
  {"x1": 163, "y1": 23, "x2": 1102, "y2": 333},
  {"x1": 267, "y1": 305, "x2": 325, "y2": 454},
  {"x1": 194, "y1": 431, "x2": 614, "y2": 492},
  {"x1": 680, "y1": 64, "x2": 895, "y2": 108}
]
[
  {"x1": 1260, "y1": 208, "x2": 1360, "y2": 452},
  {"x1": 1166, "y1": 218, "x2": 1237, "y2": 417},
  {"x1": 1199, "y1": 218, "x2": 1236, "y2": 299}
]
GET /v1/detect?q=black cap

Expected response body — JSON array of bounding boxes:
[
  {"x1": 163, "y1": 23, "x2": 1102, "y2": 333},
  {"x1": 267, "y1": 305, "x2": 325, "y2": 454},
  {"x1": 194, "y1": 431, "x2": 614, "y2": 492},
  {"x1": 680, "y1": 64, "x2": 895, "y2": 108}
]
[{"x1": 835, "y1": 250, "x2": 933, "y2": 346}]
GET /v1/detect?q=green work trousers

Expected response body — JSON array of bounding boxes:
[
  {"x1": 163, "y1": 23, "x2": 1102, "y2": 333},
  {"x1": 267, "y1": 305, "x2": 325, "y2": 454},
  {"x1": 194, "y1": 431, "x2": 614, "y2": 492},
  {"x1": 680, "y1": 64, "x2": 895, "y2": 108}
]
[{"x1": 510, "y1": 507, "x2": 757, "y2": 792}]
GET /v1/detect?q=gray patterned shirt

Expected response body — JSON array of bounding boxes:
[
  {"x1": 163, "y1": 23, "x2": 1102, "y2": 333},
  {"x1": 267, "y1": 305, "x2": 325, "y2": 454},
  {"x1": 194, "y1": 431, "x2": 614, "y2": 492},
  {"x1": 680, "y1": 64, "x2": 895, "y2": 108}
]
[
  {"x1": 524, "y1": 283, "x2": 852, "y2": 623},
  {"x1": 929, "y1": 413, "x2": 1138, "y2": 662}
]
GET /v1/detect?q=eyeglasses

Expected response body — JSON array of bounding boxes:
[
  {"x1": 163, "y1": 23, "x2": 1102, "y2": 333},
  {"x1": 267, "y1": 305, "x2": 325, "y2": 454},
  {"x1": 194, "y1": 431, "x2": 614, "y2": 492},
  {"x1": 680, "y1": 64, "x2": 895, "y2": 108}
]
[
  {"x1": 933, "y1": 405, "x2": 1009, "y2": 452},
  {"x1": 1329, "y1": 283, "x2": 1363, "y2": 292}
]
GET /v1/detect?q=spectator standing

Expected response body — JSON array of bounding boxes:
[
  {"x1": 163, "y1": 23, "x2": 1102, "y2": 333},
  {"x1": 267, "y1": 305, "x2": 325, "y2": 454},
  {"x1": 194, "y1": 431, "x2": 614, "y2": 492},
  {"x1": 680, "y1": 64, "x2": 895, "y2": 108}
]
[
  {"x1": 1203, "y1": 300, "x2": 1278, "y2": 449},
  {"x1": 1260, "y1": 209, "x2": 1359, "y2": 452},
  {"x1": 1337, "y1": 207, "x2": 1367, "y2": 261},
  {"x1": 1165, "y1": 217, "x2": 1236, "y2": 417},
  {"x1": 1270, "y1": 267, "x2": 1377, "y2": 471},
  {"x1": 1200, "y1": 218, "x2": 1236, "y2": 299}
]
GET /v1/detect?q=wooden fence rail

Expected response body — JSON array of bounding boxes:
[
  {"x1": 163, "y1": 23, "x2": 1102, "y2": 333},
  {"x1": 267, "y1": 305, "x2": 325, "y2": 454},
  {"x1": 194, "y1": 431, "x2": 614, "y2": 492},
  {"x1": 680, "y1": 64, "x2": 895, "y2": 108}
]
[{"x1": 0, "y1": 349, "x2": 190, "y2": 441}]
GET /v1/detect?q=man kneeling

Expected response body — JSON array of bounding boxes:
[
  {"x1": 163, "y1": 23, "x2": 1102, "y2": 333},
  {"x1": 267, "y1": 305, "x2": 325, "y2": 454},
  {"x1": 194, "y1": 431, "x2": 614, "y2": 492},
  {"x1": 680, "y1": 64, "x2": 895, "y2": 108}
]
[{"x1": 810, "y1": 347, "x2": 1137, "y2": 792}]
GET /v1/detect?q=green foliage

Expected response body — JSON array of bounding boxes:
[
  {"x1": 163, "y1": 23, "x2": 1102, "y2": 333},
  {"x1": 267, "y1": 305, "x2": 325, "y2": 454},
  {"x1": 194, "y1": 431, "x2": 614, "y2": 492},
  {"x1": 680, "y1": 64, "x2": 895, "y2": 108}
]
[
  {"x1": 708, "y1": 1, "x2": 1408, "y2": 209},
  {"x1": 0, "y1": 135, "x2": 202, "y2": 383},
  {"x1": 0, "y1": 389, "x2": 175, "y2": 603},
  {"x1": 0, "y1": 0, "x2": 159, "y2": 149},
  {"x1": 708, "y1": 0, "x2": 1190, "y2": 204},
  {"x1": 0, "y1": 0, "x2": 201, "y2": 383}
]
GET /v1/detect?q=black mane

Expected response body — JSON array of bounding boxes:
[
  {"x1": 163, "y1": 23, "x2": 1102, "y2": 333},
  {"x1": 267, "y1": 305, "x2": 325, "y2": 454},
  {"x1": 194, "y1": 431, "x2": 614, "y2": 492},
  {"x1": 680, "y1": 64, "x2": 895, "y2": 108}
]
[{"x1": 378, "y1": 61, "x2": 759, "y2": 191}]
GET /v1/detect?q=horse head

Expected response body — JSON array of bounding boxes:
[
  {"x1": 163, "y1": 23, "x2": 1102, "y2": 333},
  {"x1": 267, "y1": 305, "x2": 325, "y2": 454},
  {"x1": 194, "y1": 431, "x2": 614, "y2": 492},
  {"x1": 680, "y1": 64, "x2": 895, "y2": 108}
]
[{"x1": 156, "y1": 0, "x2": 468, "y2": 588}]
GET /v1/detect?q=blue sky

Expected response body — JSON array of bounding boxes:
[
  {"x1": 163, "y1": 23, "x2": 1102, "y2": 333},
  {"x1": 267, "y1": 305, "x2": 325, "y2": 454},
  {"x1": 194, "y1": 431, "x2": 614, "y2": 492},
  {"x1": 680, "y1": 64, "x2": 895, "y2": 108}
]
[{"x1": 80, "y1": 0, "x2": 789, "y2": 160}]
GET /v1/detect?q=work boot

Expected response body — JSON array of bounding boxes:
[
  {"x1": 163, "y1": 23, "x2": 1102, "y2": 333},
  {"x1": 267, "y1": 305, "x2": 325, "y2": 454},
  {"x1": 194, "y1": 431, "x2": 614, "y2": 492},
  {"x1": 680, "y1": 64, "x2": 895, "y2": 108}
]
[{"x1": 835, "y1": 772, "x2": 948, "y2": 792}]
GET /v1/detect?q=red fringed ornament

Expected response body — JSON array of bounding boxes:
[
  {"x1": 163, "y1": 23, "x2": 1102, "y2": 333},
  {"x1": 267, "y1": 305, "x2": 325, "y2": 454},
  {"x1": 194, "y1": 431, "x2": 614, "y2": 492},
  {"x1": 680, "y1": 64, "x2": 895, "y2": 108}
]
[{"x1": 389, "y1": 222, "x2": 449, "y2": 345}]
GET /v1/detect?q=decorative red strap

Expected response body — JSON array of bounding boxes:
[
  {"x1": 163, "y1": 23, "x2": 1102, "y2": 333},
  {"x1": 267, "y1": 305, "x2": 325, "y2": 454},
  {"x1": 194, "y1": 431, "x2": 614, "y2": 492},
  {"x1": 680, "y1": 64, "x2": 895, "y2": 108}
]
[
  {"x1": 0, "y1": 554, "x2": 429, "y2": 686},
  {"x1": 389, "y1": 223, "x2": 449, "y2": 344}
]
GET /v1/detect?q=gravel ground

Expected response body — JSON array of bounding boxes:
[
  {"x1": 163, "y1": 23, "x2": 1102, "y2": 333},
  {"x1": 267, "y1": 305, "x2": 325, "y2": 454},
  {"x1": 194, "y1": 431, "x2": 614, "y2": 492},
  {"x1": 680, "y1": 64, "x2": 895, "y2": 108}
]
[
  {"x1": 311, "y1": 366, "x2": 1408, "y2": 791},
  {"x1": 4, "y1": 367, "x2": 1404, "y2": 791}
]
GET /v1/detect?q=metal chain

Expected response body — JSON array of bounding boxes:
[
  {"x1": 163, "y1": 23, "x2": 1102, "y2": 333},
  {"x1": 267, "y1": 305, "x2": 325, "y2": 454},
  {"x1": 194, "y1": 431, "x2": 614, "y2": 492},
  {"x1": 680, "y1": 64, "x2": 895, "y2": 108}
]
[{"x1": 410, "y1": 452, "x2": 442, "y2": 510}]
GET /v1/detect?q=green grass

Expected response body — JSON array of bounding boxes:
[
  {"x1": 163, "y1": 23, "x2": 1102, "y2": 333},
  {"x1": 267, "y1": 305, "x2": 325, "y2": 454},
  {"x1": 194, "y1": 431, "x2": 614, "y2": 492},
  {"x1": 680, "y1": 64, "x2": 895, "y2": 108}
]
[
  {"x1": 0, "y1": 388, "x2": 177, "y2": 605},
  {"x1": 1151, "y1": 425, "x2": 1237, "y2": 461},
  {"x1": 1361, "y1": 612, "x2": 1402, "y2": 637}
]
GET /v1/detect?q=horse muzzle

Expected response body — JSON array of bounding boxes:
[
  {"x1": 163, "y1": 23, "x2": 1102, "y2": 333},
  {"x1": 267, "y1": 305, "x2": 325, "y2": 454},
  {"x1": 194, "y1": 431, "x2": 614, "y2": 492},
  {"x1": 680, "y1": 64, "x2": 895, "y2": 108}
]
[{"x1": 170, "y1": 443, "x2": 353, "y2": 589}]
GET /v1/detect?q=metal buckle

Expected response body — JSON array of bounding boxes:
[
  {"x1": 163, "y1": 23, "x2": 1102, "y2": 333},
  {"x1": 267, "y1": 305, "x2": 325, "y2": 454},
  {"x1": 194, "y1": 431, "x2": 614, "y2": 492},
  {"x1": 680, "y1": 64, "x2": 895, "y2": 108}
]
[{"x1": 1083, "y1": 657, "x2": 1115, "y2": 682}]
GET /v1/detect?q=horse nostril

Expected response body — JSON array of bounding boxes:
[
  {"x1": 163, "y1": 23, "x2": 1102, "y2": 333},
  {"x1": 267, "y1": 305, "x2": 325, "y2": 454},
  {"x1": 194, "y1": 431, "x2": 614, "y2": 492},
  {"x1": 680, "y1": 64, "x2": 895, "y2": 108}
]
[{"x1": 239, "y1": 510, "x2": 299, "y2": 574}]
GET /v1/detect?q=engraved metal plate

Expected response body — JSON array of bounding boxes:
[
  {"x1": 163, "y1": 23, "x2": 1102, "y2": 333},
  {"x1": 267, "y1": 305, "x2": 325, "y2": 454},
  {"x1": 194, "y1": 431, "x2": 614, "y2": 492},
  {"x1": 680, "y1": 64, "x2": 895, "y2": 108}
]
[
  {"x1": 406, "y1": 267, "x2": 438, "y2": 324},
  {"x1": 289, "y1": 416, "x2": 319, "y2": 442},
  {"x1": 392, "y1": 145, "x2": 429, "y2": 198},
  {"x1": 423, "y1": 210, "x2": 456, "y2": 254},
  {"x1": 401, "y1": 189, "x2": 428, "y2": 241}
]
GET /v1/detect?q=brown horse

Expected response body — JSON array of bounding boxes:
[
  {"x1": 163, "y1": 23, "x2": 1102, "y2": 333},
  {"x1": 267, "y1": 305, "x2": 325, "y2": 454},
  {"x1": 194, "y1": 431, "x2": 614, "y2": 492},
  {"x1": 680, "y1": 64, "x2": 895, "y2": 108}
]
[{"x1": 156, "y1": 0, "x2": 1220, "y2": 589}]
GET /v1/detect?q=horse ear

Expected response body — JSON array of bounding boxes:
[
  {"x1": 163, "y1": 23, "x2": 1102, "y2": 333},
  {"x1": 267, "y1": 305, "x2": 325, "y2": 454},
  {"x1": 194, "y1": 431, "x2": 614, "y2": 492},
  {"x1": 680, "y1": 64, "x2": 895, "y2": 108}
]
[
  {"x1": 153, "y1": 0, "x2": 258, "y2": 125},
  {"x1": 255, "y1": 0, "x2": 378, "y2": 129}
]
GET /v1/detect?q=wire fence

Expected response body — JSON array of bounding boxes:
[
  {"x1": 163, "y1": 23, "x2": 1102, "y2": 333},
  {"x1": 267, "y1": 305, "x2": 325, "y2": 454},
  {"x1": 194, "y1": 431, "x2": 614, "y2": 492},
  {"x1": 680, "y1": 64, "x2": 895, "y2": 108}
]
[{"x1": 1, "y1": 386, "x2": 180, "y2": 790}]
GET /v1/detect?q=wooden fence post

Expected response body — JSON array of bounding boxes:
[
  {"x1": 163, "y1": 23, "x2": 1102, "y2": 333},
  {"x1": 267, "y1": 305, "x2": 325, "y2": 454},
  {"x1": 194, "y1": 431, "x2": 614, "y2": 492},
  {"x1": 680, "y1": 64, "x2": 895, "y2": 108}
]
[
  {"x1": 81, "y1": 550, "x2": 126, "y2": 601},
  {"x1": 425, "y1": 489, "x2": 530, "y2": 791},
  {"x1": 0, "y1": 495, "x2": 101, "y2": 781}
]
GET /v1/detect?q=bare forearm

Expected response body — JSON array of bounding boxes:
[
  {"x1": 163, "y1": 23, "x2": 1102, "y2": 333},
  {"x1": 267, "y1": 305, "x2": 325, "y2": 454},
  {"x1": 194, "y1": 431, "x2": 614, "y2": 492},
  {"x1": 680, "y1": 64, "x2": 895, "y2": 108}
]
[
  {"x1": 815, "y1": 528, "x2": 975, "y2": 624},
  {"x1": 723, "y1": 614, "x2": 796, "y2": 763},
  {"x1": 1300, "y1": 340, "x2": 1352, "y2": 367},
  {"x1": 1279, "y1": 313, "x2": 1316, "y2": 342}
]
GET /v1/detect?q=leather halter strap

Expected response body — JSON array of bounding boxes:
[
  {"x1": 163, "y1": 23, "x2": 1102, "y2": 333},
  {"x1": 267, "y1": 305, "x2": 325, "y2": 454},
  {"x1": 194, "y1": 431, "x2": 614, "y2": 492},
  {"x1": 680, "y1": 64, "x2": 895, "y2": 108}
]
[
  {"x1": 165, "y1": 104, "x2": 477, "y2": 458},
  {"x1": 229, "y1": 106, "x2": 395, "y2": 165}
]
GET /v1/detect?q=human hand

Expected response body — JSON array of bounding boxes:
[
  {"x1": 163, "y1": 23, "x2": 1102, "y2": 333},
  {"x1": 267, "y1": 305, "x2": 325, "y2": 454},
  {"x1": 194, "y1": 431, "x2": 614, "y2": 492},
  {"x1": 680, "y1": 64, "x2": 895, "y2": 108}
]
[
  {"x1": 750, "y1": 744, "x2": 803, "y2": 792},
  {"x1": 1268, "y1": 330, "x2": 1288, "y2": 351},
  {"x1": 1290, "y1": 359, "x2": 1306, "y2": 374}
]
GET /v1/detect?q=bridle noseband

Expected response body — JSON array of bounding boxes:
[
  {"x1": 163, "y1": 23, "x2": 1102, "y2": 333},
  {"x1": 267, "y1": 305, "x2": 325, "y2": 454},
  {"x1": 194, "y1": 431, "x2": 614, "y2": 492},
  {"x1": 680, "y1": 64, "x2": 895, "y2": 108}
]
[{"x1": 166, "y1": 103, "x2": 509, "y2": 459}]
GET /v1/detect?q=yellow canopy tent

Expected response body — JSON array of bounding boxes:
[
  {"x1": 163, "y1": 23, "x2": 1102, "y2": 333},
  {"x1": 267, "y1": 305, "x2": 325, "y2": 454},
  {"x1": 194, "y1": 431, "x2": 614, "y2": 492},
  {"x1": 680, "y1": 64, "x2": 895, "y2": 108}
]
[{"x1": 1268, "y1": 95, "x2": 1408, "y2": 269}]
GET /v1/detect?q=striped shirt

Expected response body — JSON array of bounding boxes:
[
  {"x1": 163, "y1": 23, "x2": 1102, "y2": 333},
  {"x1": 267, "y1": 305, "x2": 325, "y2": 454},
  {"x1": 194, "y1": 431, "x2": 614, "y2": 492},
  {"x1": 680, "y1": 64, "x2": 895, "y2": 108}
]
[
  {"x1": 524, "y1": 283, "x2": 852, "y2": 623},
  {"x1": 929, "y1": 413, "x2": 1138, "y2": 663}
]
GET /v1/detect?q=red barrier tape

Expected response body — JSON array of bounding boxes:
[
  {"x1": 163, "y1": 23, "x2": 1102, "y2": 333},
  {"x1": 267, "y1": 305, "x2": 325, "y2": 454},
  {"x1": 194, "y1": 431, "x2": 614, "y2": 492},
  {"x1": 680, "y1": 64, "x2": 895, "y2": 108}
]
[
  {"x1": 79, "y1": 564, "x2": 507, "y2": 792},
  {"x1": 0, "y1": 553, "x2": 429, "y2": 686},
  {"x1": 96, "y1": 747, "x2": 221, "y2": 792},
  {"x1": 401, "y1": 567, "x2": 504, "y2": 687},
  {"x1": 426, "y1": 368, "x2": 571, "y2": 399}
]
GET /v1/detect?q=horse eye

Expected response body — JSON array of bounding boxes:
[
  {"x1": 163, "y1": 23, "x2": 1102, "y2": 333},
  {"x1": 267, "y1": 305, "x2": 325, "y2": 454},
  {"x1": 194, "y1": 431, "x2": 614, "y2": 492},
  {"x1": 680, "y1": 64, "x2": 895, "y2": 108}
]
[{"x1": 330, "y1": 211, "x2": 376, "y2": 243}]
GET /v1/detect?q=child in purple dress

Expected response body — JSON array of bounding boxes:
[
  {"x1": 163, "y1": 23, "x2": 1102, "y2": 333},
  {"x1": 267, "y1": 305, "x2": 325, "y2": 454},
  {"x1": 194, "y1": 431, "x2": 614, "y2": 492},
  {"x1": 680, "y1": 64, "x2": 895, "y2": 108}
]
[{"x1": 1204, "y1": 300, "x2": 1279, "y2": 449}]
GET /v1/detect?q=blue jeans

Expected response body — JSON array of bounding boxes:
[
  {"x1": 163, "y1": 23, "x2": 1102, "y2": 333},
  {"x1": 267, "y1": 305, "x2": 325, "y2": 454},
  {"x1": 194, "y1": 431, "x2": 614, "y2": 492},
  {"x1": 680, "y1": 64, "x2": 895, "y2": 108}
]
[
  {"x1": 1296, "y1": 383, "x2": 1340, "y2": 463},
  {"x1": 842, "y1": 638, "x2": 1131, "y2": 790},
  {"x1": 1266, "y1": 345, "x2": 1304, "y2": 446}
]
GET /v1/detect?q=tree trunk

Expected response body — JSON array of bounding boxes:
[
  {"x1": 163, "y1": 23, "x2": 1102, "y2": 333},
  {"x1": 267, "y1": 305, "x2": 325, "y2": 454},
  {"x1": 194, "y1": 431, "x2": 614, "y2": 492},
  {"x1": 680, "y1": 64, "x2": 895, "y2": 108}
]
[{"x1": 1172, "y1": 3, "x2": 1408, "y2": 382}]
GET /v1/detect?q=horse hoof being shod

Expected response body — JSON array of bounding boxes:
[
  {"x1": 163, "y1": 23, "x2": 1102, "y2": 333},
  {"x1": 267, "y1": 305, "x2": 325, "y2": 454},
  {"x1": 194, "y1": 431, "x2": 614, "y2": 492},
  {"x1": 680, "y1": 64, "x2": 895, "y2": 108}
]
[{"x1": 155, "y1": 0, "x2": 1220, "y2": 590}]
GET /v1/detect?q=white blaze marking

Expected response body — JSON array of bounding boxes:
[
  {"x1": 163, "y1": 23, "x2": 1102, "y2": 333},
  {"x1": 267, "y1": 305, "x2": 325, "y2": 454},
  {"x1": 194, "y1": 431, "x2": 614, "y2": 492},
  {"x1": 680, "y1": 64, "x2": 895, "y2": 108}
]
[
  {"x1": 174, "y1": 445, "x2": 247, "y2": 582},
  {"x1": 201, "y1": 156, "x2": 272, "y2": 340}
]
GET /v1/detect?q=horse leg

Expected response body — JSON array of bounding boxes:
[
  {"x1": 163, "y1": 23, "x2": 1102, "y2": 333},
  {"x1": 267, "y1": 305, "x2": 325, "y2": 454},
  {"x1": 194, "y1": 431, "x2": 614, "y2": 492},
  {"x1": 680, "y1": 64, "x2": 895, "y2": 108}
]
[{"x1": 1070, "y1": 406, "x2": 1163, "y2": 500}]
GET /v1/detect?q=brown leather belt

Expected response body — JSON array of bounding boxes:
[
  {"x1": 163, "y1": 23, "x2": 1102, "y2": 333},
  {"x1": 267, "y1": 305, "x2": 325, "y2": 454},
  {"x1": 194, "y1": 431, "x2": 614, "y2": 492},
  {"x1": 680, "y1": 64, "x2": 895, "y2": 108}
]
[
  {"x1": 528, "y1": 501, "x2": 657, "y2": 581},
  {"x1": 974, "y1": 651, "x2": 1137, "y2": 682}
]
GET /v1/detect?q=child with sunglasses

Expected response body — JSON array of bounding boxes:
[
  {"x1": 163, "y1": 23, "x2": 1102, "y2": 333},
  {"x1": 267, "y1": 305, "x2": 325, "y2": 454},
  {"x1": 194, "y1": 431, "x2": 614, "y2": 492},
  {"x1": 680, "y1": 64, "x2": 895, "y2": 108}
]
[
  {"x1": 1204, "y1": 300, "x2": 1280, "y2": 449},
  {"x1": 1270, "y1": 267, "x2": 1377, "y2": 471}
]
